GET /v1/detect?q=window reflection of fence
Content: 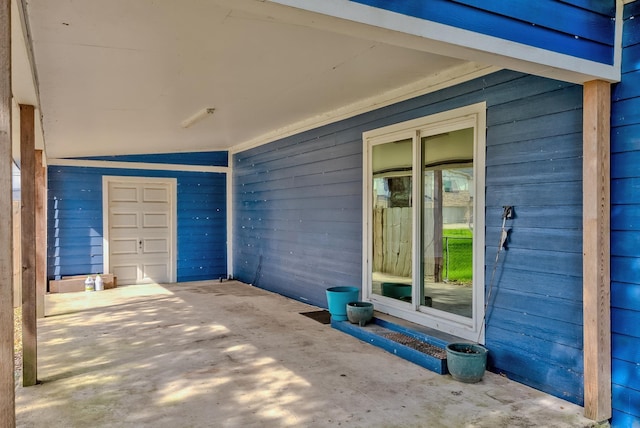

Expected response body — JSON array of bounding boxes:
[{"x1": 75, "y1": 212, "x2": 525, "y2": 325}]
[
  {"x1": 443, "y1": 236, "x2": 472, "y2": 283},
  {"x1": 373, "y1": 207, "x2": 412, "y2": 277},
  {"x1": 373, "y1": 206, "x2": 472, "y2": 283}
]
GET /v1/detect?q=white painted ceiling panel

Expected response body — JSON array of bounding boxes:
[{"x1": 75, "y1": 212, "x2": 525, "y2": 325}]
[{"x1": 17, "y1": 0, "x2": 468, "y2": 158}]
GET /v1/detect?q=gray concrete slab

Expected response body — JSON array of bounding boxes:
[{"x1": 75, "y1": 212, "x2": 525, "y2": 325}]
[{"x1": 16, "y1": 281, "x2": 598, "y2": 427}]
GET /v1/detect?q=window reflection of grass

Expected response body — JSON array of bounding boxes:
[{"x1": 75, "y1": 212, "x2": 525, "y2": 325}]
[{"x1": 443, "y1": 228, "x2": 472, "y2": 283}]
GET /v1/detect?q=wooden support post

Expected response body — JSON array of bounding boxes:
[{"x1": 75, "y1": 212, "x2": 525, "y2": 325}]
[
  {"x1": 582, "y1": 80, "x2": 611, "y2": 421},
  {"x1": 20, "y1": 104, "x2": 37, "y2": 387},
  {"x1": 0, "y1": 0, "x2": 15, "y2": 424},
  {"x1": 35, "y1": 149, "x2": 46, "y2": 318}
]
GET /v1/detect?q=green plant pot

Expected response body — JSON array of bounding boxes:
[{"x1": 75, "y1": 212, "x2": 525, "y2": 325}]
[
  {"x1": 445, "y1": 343, "x2": 488, "y2": 383},
  {"x1": 346, "y1": 301, "x2": 374, "y2": 326}
]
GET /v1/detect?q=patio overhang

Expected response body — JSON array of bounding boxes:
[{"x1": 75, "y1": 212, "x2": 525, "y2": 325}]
[{"x1": 9, "y1": 0, "x2": 622, "y2": 161}]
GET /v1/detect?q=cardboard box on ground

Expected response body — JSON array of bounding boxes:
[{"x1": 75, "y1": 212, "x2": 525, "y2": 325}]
[{"x1": 49, "y1": 274, "x2": 117, "y2": 293}]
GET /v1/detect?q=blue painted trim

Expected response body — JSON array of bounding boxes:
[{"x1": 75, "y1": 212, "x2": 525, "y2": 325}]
[{"x1": 331, "y1": 318, "x2": 448, "y2": 374}]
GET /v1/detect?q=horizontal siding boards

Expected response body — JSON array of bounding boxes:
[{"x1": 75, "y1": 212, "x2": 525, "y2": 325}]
[
  {"x1": 48, "y1": 168, "x2": 103, "y2": 277},
  {"x1": 485, "y1": 133, "x2": 582, "y2": 167},
  {"x1": 486, "y1": 181, "x2": 583, "y2": 207},
  {"x1": 612, "y1": 384, "x2": 640, "y2": 416},
  {"x1": 487, "y1": 324, "x2": 583, "y2": 373},
  {"x1": 487, "y1": 82, "x2": 583, "y2": 126},
  {"x1": 611, "y1": 410, "x2": 640, "y2": 428},
  {"x1": 612, "y1": 332, "x2": 640, "y2": 363},
  {"x1": 612, "y1": 281, "x2": 640, "y2": 312},
  {"x1": 488, "y1": 287, "x2": 583, "y2": 325},
  {"x1": 47, "y1": 164, "x2": 226, "y2": 282},
  {"x1": 612, "y1": 97, "x2": 640, "y2": 128},
  {"x1": 613, "y1": 6, "x2": 640, "y2": 410},
  {"x1": 484, "y1": 267, "x2": 583, "y2": 301},
  {"x1": 612, "y1": 123, "x2": 640, "y2": 153},
  {"x1": 611, "y1": 231, "x2": 640, "y2": 256},
  {"x1": 487, "y1": 328, "x2": 584, "y2": 405},
  {"x1": 611, "y1": 256, "x2": 640, "y2": 284},
  {"x1": 77, "y1": 151, "x2": 228, "y2": 167},
  {"x1": 625, "y1": 0, "x2": 640, "y2": 19},
  {"x1": 612, "y1": 307, "x2": 640, "y2": 338},
  {"x1": 486, "y1": 226, "x2": 582, "y2": 253},
  {"x1": 486, "y1": 157, "x2": 582, "y2": 186},
  {"x1": 349, "y1": 0, "x2": 614, "y2": 63},
  {"x1": 559, "y1": 0, "x2": 615, "y2": 16},
  {"x1": 485, "y1": 204, "x2": 581, "y2": 230},
  {"x1": 621, "y1": 43, "x2": 640, "y2": 74},
  {"x1": 622, "y1": 7, "x2": 640, "y2": 47},
  {"x1": 234, "y1": 69, "x2": 585, "y2": 403},
  {"x1": 612, "y1": 178, "x2": 640, "y2": 204},
  {"x1": 489, "y1": 307, "x2": 582, "y2": 348},
  {"x1": 611, "y1": 20, "x2": 640, "y2": 428},
  {"x1": 612, "y1": 70, "x2": 640, "y2": 103},
  {"x1": 452, "y1": 0, "x2": 613, "y2": 44},
  {"x1": 612, "y1": 150, "x2": 640, "y2": 179},
  {"x1": 487, "y1": 110, "x2": 583, "y2": 145},
  {"x1": 612, "y1": 203, "x2": 640, "y2": 231}
]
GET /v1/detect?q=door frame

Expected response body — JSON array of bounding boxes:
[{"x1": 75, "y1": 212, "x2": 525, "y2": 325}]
[
  {"x1": 362, "y1": 102, "x2": 486, "y2": 342},
  {"x1": 102, "y1": 175, "x2": 178, "y2": 283}
]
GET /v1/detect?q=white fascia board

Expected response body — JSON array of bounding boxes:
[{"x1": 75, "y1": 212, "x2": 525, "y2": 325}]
[
  {"x1": 48, "y1": 158, "x2": 229, "y2": 174},
  {"x1": 229, "y1": 62, "x2": 499, "y2": 154},
  {"x1": 268, "y1": 0, "x2": 621, "y2": 84}
]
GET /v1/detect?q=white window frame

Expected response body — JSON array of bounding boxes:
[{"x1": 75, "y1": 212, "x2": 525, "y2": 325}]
[{"x1": 362, "y1": 102, "x2": 486, "y2": 342}]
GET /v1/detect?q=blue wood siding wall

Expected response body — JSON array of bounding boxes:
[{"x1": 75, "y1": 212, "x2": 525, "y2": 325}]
[
  {"x1": 610, "y1": 2, "x2": 640, "y2": 426},
  {"x1": 350, "y1": 0, "x2": 615, "y2": 64},
  {"x1": 76, "y1": 151, "x2": 228, "y2": 167},
  {"x1": 233, "y1": 70, "x2": 585, "y2": 404},
  {"x1": 48, "y1": 154, "x2": 227, "y2": 283}
]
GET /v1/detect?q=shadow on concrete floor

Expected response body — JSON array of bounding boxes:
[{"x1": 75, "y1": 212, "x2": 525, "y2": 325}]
[{"x1": 15, "y1": 280, "x2": 596, "y2": 428}]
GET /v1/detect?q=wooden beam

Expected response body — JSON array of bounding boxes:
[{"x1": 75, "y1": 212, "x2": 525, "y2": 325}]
[
  {"x1": 20, "y1": 104, "x2": 37, "y2": 387},
  {"x1": 582, "y1": 80, "x2": 611, "y2": 421},
  {"x1": 0, "y1": 0, "x2": 15, "y2": 424},
  {"x1": 35, "y1": 149, "x2": 46, "y2": 318}
]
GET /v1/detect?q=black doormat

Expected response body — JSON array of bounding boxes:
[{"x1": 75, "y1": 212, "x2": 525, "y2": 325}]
[{"x1": 300, "y1": 310, "x2": 331, "y2": 324}]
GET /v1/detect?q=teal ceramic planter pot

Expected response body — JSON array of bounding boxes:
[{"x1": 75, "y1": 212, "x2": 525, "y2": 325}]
[
  {"x1": 381, "y1": 282, "x2": 412, "y2": 299},
  {"x1": 346, "y1": 301, "x2": 374, "y2": 326},
  {"x1": 445, "y1": 343, "x2": 488, "y2": 383},
  {"x1": 326, "y1": 286, "x2": 360, "y2": 321}
]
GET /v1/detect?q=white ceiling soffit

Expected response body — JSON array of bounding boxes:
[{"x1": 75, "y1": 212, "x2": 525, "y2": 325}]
[
  {"x1": 20, "y1": 0, "x2": 497, "y2": 159},
  {"x1": 11, "y1": 0, "x2": 44, "y2": 165}
]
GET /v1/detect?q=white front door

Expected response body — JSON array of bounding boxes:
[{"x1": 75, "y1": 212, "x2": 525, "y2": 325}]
[{"x1": 104, "y1": 177, "x2": 177, "y2": 285}]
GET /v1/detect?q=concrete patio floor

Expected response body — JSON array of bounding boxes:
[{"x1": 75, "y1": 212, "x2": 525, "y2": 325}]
[{"x1": 15, "y1": 280, "x2": 598, "y2": 427}]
